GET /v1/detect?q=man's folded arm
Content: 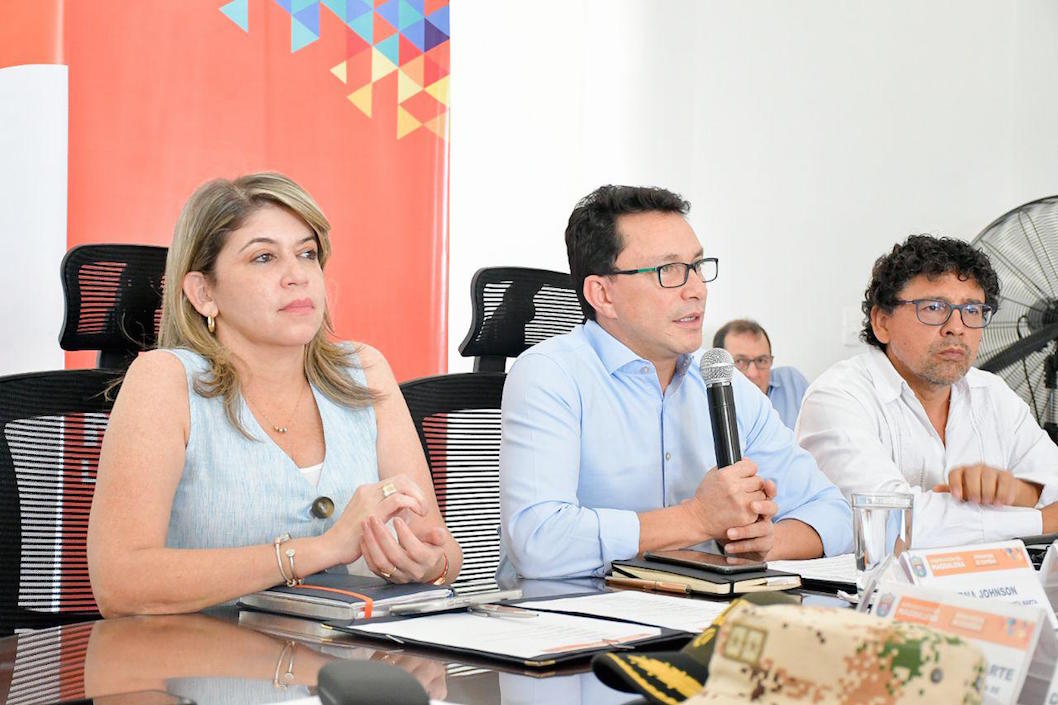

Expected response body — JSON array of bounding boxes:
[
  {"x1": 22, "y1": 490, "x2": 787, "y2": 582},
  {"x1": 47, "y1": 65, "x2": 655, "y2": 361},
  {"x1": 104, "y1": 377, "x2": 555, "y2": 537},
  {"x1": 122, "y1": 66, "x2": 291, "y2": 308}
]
[
  {"x1": 797, "y1": 385, "x2": 1042, "y2": 548},
  {"x1": 735, "y1": 375, "x2": 852, "y2": 556}
]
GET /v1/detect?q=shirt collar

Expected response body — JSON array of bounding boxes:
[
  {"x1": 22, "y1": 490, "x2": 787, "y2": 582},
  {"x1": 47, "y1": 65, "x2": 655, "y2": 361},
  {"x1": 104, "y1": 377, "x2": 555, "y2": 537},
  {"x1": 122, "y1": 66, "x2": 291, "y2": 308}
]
[{"x1": 583, "y1": 319, "x2": 696, "y2": 378}]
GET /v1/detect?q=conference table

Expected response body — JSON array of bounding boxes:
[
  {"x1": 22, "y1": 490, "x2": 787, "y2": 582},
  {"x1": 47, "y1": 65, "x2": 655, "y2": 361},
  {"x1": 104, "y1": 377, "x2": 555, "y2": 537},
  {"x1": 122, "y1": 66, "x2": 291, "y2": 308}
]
[{"x1": 0, "y1": 578, "x2": 849, "y2": 705}]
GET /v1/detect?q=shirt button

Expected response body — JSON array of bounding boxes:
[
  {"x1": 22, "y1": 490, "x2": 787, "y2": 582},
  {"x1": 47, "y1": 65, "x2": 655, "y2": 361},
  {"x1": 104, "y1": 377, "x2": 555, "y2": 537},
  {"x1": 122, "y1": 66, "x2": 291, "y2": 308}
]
[
  {"x1": 665, "y1": 452, "x2": 672, "y2": 461},
  {"x1": 311, "y1": 496, "x2": 334, "y2": 519},
  {"x1": 641, "y1": 366, "x2": 650, "y2": 374}
]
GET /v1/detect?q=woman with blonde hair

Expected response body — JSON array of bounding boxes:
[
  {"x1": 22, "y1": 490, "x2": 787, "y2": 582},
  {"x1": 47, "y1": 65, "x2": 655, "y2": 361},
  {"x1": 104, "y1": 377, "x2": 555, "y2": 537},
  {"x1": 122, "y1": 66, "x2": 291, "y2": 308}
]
[{"x1": 88, "y1": 172, "x2": 461, "y2": 616}]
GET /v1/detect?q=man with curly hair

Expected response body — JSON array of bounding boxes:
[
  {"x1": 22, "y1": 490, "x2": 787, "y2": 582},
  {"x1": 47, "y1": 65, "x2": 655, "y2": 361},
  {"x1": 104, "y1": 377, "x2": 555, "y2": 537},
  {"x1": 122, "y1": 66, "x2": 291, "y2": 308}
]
[{"x1": 797, "y1": 235, "x2": 1058, "y2": 547}]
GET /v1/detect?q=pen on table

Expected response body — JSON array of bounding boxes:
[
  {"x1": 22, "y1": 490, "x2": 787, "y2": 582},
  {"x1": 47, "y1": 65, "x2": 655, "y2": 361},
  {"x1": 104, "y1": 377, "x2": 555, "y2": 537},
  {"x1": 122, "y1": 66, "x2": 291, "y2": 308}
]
[
  {"x1": 468, "y1": 603, "x2": 539, "y2": 619},
  {"x1": 387, "y1": 588, "x2": 524, "y2": 616},
  {"x1": 856, "y1": 554, "x2": 895, "y2": 614},
  {"x1": 605, "y1": 576, "x2": 690, "y2": 595}
]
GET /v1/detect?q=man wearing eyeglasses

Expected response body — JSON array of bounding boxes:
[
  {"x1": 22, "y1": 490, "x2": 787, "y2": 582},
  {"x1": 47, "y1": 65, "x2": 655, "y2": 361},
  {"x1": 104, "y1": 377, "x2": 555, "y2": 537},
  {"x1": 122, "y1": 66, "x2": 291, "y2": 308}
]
[
  {"x1": 713, "y1": 319, "x2": 809, "y2": 430},
  {"x1": 498, "y1": 185, "x2": 852, "y2": 580},
  {"x1": 798, "y1": 235, "x2": 1058, "y2": 548}
]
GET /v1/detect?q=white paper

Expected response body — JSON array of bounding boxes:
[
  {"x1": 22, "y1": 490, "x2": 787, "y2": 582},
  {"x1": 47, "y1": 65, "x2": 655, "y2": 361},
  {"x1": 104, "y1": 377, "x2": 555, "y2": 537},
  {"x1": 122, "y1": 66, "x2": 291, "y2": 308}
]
[
  {"x1": 525, "y1": 590, "x2": 730, "y2": 633},
  {"x1": 352, "y1": 611, "x2": 661, "y2": 660},
  {"x1": 768, "y1": 553, "x2": 857, "y2": 585}
]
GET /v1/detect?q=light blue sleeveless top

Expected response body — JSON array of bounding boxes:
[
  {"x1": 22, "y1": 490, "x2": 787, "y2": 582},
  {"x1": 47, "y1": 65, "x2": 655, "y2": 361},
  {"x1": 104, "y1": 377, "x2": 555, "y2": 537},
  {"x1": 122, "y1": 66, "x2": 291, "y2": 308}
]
[{"x1": 163, "y1": 348, "x2": 379, "y2": 551}]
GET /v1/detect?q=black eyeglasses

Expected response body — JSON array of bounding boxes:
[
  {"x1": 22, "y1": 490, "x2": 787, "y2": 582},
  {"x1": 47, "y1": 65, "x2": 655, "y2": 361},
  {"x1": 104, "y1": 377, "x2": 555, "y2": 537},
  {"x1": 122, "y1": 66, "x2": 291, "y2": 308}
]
[
  {"x1": 609, "y1": 257, "x2": 719, "y2": 288},
  {"x1": 896, "y1": 299, "x2": 994, "y2": 328}
]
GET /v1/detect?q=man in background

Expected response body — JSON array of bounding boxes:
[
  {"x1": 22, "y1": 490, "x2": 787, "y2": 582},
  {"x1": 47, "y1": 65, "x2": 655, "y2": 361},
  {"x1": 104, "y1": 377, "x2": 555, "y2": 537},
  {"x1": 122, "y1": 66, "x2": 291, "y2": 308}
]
[{"x1": 714, "y1": 319, "x2": 808, "y2": 430}]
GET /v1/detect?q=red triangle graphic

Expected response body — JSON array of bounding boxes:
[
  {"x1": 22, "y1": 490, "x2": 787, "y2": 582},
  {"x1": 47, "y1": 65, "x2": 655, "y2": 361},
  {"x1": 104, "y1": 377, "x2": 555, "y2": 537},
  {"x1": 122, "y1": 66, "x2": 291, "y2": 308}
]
[
  {"x1": 374, "y1": 13, "x2": 397, "y2": 42},
  {"x1": 425, "y1": 41, "x2": 449, "y2": 74},
  {"x1": 399, "y1": 33, "x2": 423, "y2": 64},
  {"x1": 346, "y1": 25, "x2": 370, "y2": 56},
  {"x1": 424, "y1": 0, "x2": 447, "y2": 15},
  {"x1": 423, "y1": 54, "x2": 445, "y2": 86}
]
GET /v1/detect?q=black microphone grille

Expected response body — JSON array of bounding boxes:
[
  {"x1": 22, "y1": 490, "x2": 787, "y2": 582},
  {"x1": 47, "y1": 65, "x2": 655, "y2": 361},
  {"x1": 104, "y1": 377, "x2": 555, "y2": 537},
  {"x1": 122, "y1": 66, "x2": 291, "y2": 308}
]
[{"x1": 700, "y1": 347, "x2": 734, "y2": 385}]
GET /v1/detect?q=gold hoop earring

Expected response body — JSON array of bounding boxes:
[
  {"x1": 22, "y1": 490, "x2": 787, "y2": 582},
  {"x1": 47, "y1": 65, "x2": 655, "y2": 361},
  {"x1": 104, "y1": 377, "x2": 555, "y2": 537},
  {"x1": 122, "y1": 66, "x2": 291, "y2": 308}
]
[{"x1": 206, "y1": 315, "x2": 216, "y2": 334}]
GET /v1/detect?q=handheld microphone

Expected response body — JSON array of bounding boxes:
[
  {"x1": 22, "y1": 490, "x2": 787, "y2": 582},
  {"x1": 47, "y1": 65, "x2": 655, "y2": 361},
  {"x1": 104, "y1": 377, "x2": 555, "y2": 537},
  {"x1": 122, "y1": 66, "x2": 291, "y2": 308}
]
[{"x1": 700, "y1": 348, "x2": 741, "y2": 468}]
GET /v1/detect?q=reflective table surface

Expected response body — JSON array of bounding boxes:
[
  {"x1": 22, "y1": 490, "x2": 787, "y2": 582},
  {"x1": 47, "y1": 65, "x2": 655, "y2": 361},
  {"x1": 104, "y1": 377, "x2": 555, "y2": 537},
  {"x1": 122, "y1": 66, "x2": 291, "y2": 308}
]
[{"x1": 0, "y1": 579, "x2": 848, "y2": 705}]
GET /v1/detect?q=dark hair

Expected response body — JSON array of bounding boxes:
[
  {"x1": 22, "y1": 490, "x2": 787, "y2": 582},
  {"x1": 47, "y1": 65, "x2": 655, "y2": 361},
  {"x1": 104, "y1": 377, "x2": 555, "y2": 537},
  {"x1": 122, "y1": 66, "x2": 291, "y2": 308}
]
[
  {"x1": 861, "y1": 234, "x2": 1000, "y2": 350},
  {"x1": 564, "y1": 185, "x2": 691, "y2": 320},
  {"x1": 713, "y1": 319, "x2": 771, "y2": 351}
]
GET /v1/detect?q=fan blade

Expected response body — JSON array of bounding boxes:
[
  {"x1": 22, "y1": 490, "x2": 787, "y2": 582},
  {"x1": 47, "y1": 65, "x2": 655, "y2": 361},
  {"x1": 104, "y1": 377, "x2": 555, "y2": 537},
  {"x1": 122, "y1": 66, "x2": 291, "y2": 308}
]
[{"x1": 978, "y1": 322, "x2": 1058, "y2": 373}]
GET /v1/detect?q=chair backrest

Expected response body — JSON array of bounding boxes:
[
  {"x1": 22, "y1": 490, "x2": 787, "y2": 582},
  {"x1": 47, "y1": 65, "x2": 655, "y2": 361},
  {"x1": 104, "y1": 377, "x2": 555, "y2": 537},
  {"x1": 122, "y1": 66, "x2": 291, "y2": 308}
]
[
  {"x1": 59, "y1": 244, "x2": 168, "y2": 370},
  {"x1": 457, "y1": 267, "x2": 584, "y2": 371},
  {"x1": 0, "y1": 369, "x2": 121, "y2": 635},
  {"x1": 400, "y1": 372, "x2": 506, "y2": 593}
]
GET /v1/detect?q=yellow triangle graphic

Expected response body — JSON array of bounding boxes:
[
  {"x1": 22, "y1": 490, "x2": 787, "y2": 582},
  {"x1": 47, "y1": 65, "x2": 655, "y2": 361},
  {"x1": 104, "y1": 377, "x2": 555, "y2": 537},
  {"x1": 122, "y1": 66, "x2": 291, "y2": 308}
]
[
  {"x1": 371, "y1": 48, "x2": 398, "y2": 82},
  {"x1": 397, "y1": 69, "x2": 422, "y2": 102},
  {"x1": 423, "y1": 113, "x2": 447, "y2": 138},
  {"x1": 396, "y1": 106, "x2": 421, "y2": 139},
  {"x1": 348, "y1": 84, "x2": 372, "y2": 117},
  {"x1": 330, "y1": 60, "x2": 347, "y2": 84},
  {"x1": 424, "y1": 75, "x2": 449, "y2": 106}
]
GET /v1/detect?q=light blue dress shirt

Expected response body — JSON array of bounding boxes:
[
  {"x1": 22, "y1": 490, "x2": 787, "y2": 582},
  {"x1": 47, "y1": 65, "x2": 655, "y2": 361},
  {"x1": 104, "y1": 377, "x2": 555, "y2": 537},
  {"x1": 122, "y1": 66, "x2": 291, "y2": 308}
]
[
  {"x1": 499, "y1": 321, "x2": 853, "y2": 580},
  {"x1": 767, "y1": 366, "x2": 809, "y2": 430}
]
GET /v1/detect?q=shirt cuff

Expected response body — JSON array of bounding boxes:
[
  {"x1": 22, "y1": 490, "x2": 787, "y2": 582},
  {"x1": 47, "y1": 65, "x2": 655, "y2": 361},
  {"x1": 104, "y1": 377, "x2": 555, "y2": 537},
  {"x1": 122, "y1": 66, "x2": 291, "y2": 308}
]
[
  {"x1": 596, "y1": 507, "x2": 641, "y2": 576},
  {"x1": 981, "y1": 507, "x2": 1042, "y2": 543},
  {"x1": 780, "y1": 502, "x2": 854, "y2": 557},
  {"x1": 1038, "y1": 482, "x2": 1058, "y2": 509}
]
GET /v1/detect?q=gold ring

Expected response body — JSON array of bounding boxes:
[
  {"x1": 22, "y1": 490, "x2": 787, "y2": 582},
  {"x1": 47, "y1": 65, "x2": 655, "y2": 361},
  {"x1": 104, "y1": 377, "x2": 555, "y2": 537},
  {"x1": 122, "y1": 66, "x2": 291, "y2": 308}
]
[
  {"x1": 380, "y1": 569, "x2": 392, "y2": 579},
  {"x1": 381, "y1": 482, "x2": 398, "y2": 499}
]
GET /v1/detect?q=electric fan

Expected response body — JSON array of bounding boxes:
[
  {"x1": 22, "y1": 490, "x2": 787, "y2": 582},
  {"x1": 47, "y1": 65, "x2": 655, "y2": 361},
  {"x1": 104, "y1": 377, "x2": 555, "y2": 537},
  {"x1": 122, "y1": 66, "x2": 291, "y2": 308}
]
[{"x1": 973, "y1": 195, "x2": 1058, "y2": 442}]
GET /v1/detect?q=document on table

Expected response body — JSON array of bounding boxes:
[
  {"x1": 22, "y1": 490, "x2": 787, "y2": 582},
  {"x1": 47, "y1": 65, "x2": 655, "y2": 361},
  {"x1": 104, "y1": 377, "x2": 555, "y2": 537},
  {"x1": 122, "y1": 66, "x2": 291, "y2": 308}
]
[
  {"x1": 768, "y1": 553, "x2": 857, "y2": 586},
  {"x1": 525, "y1": 590, "x2": 730, "y2": 633},
  {"x1": 350, "y1": 610, "x2": 662, "y2": 660}
]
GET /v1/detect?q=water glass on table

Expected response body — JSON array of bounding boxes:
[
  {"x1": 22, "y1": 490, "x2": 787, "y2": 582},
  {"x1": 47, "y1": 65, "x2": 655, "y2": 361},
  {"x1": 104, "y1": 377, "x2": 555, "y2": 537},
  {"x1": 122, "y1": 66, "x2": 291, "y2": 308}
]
[{"x1": 852, "y1": 492, "x2": 912, "y2": 602}]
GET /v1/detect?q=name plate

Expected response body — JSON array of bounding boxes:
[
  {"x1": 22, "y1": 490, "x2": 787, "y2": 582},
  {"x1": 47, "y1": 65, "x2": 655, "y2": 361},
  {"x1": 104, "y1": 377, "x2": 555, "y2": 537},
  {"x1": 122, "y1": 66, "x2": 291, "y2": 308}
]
[
  {"x1": 899, "y1": 540, "x2": 1058, "y2": 629},
  {"x1": 874, "y1": 582, "x2": 1055, "y2": 705}
]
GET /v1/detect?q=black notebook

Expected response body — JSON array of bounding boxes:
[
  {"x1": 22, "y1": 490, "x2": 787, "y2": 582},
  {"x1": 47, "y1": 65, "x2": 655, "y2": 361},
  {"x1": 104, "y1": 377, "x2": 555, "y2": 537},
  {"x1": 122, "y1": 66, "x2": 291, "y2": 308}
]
[
  {"x1": 610, "y1": 556, "x2": 800, "y2": 596},
  {"x1": 239, "y1": 572, "x2": 452, "y2": 622}
]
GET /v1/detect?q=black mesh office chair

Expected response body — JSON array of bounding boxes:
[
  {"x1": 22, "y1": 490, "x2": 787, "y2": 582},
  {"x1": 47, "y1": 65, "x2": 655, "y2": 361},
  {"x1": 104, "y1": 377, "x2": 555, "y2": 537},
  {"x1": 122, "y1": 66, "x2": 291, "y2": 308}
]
[
  {"x1": 400, "y1": 373, "x2": 506, "y2": 594},
  {"x1": 0, "y1": 369, "x2": 121, "y2": 635},
  {"x1": 59, "y1": 244, "x2": 168, "y2": 370},
  {"x1": 458, "y1": 267, "x2": 584, "y2": 372}
]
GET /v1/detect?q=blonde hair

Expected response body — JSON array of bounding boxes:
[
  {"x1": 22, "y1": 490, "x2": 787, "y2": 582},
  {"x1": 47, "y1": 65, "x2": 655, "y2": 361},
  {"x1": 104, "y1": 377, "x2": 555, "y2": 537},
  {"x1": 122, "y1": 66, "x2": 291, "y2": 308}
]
[{"x1": 158, "y1": 172, "x2": 378, "y2": 436}]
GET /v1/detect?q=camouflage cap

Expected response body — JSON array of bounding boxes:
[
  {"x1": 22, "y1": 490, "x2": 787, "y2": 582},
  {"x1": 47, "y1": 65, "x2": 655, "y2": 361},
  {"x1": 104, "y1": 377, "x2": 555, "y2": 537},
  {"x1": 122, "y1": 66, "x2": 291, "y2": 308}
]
[
  {"x1": 687, "y1": 602, "x2": 986, "y2": 705},
  {"x1": 592, "y1": 592, "x2": 798, "y2": 705}
]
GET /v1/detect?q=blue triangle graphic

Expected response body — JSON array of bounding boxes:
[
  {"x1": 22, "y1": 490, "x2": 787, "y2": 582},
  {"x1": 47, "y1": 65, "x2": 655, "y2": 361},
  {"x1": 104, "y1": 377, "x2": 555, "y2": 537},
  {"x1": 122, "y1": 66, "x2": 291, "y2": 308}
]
[
  {"x1": 291, "y1": 17, "x2": 319, "y2": 51},
  {"x1": 405, "y1": 0, "x2": 423, "y2": 12},
  {"x1": 321, "y1": 0, "x2": 346, "y2": 21},
  {"x1": 426, "y1": 5, "x2": 448, "y2": 36},
  {"x1": 376, "y1": 33, "x2": 400, "y2": 66},
  {"x1": 347, "y1": 9, "x2": 373, "y2": 43},
  {"x1": 397, "y1": 0, "x2": 423, "y2": 30},
  {"x1": 423, "y1": 19, "x2": 447, "y2": 51},
  {"x1": 273, "y1": 0, "x2": 293, "y2": 13},
  {"x1": 292, "y1": 0, "x2": 316, "y2": 12},
  {"x1": 294, "y1": 3, "x2": 320, "y2": 34},
  {"x1": 376, "y1": 0, "x2": 400, "y2": 31},
  {"x1": 401, "y1": 19, "x2": 425, "y2": 51},
  {"x1": 220, "y1": 0, "x2": 250, "y2": 32}
]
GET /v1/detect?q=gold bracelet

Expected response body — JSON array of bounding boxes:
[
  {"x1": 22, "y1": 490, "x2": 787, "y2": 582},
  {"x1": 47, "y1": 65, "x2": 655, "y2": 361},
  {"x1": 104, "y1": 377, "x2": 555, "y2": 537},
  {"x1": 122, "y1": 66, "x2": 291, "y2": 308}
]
[
  {"x1": 284, "y1": 546, "x2": 302, "y2": 587},
  {"x1": 273, "y1": 533, "x2": 293, "y2": 584},
  {"x1": 272, "y1": 640, "x2": 296, "y2": 689},
  {"x1": 429, "y1": 552, "x2": 449, "y2": 585}
]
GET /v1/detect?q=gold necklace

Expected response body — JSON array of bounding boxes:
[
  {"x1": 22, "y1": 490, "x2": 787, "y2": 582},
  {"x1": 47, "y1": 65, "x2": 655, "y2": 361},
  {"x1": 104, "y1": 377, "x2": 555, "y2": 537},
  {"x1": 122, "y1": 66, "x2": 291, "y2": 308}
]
[{"x1": 249, "y1": 383, "x2": 308, "y2": 435}]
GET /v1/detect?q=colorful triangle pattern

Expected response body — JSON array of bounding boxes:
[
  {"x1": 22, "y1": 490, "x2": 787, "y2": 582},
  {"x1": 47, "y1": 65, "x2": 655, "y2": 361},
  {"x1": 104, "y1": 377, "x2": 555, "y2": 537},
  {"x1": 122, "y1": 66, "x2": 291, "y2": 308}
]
[{"x1": 221, "y1": 0, "x2": 450, "y2": 139}]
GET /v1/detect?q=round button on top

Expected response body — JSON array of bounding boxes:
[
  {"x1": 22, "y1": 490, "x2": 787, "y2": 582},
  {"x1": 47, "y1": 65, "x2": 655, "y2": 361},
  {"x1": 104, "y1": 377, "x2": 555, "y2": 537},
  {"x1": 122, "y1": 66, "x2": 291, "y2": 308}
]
[{"x1": 311, "y1": 496, "x2": 335, "y2": 519}]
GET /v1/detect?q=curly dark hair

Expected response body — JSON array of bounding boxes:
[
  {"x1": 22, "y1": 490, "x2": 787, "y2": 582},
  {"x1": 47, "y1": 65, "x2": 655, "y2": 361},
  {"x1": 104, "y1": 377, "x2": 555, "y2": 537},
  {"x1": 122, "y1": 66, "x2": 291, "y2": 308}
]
[
  {"x1": 565, "y1": 185, "x2": 691, "y2": 320},
  {"x1": 861, "y1": 234, "x2": 1000, "y2": 350}
]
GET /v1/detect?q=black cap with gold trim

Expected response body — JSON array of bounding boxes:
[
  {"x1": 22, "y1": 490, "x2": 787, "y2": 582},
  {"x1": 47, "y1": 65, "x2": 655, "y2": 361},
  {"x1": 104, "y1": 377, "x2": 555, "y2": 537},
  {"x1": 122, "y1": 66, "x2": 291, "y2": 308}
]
[{"x1": 591, "y1": 592, "x2": 799, "y2": 705}]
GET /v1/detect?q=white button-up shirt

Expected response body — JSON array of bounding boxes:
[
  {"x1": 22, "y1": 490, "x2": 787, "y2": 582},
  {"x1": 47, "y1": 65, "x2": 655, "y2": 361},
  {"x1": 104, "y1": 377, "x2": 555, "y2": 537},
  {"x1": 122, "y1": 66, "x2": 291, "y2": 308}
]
[{"x1": 796, "y1": 347, "x2": 1058, "y2": 548}]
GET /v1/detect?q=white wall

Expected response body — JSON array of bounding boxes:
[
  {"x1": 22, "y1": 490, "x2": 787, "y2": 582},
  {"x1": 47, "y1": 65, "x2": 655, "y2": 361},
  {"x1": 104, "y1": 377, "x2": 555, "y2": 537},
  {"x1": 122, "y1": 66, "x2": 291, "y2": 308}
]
[
  {"x1": 449, "y1": 1, "x2": 1058, "y2": 379},
  {"x1": 0, "y1": 64, "x2": 67, "y2": 376}
]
